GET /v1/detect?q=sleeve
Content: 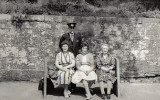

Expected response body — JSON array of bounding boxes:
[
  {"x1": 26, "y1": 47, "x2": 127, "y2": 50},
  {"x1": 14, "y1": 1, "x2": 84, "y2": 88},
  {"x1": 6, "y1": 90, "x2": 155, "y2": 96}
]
[
  {"x1": 76, "y1": 55, "x2": 81, "y2": 68},
  {"x1": 96, "y1": 55, "x2": 102, "y2": 69},
  {"x1": 70, "y1": 52, "x2": 75, "y2": 61},
  {"x1": 110, "y1": 56, "x2": 116, "y2": 66},
  {"x1": 90, "y1": 53, "x2": 95, "y2": 67},
  {"x1": 55, "y1": 53, "x2": 60, "y2": 67}
]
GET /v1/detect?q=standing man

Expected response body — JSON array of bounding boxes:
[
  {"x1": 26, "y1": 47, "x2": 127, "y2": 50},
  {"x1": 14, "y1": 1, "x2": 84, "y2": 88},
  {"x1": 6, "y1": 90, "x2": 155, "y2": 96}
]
[
  {"x1": 59, "y1": 23, "x2": 82, "y2": 57},
  {"x1": 59, "y1": 22, "x2": 82, "y2": 92}
]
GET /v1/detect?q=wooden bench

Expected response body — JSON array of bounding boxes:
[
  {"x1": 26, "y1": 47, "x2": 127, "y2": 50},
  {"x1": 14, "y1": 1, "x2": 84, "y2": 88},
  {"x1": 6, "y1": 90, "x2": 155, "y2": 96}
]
[{"x1": 42, "y1": 57, "x2": 120, "y2": 98}]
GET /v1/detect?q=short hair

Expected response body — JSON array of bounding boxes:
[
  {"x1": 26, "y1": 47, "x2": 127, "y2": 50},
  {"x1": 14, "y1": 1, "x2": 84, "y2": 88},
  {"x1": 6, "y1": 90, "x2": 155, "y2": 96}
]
[
  {"x1": 81, "y1": 42, "x2": 89, "y2": 50},
  {"x1": 101, "y1": 44, "x2": 109, "y2": 50},
  {"x1": 60, "y1": 40, "x2": 69, "y2": 51}
]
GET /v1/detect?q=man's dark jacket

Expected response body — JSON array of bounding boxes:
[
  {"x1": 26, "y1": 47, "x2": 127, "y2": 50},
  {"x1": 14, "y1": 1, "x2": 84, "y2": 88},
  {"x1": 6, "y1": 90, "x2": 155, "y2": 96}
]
[{"x1": 59, "y1": 33, "x2": 82, "y2": 57}]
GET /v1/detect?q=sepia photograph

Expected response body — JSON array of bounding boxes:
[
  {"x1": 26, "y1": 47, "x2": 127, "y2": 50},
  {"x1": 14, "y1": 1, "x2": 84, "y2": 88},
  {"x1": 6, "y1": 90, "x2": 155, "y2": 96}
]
[{"x1": 0, "y1": 0, "x2": 160, "y2": 100}]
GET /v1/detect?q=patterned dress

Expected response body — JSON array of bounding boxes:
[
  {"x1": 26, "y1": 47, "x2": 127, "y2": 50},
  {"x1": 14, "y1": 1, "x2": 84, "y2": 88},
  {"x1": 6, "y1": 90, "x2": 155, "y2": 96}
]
[
  {"x1": 55, "y1": 52, "x2": 75, "y2": 85},
  {"x1": 71, "y1": 53, "x2": 97, "y2": 84},
  {"x1": 96, "y1": 53, "x2": 116, "y2": 83}
]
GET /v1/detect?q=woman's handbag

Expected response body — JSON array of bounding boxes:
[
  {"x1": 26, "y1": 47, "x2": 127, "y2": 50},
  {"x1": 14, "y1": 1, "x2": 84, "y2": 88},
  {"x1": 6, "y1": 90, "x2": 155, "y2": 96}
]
[{"x1": 38, "y1": 78, "x2": 55, "y2": 93}]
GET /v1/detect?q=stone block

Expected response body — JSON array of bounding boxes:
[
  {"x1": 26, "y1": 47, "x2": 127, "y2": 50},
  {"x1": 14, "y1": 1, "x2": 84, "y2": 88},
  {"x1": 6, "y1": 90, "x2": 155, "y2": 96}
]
[
  {"x1": 44, "y1": 15, "x2": 54, "y2": 22},
  {"x1": 0, "y1": 70, "x2": 22, "y2": 81},
  {"x1": 21, "y1": 70, "x2": 43, "y2": 81},
  {"x1": 0, "y1": 14, "x2": 12, "y2": 20},
  {"x1": 0, "y1": 58, "x2": 7, "y2": 69},
  {"x1": 121, "y1": 50, "x2": 132, "y2": 61},
  {"x1": 34, "y1": 22, "x2": 51, "y2": 30},
  {"x1": 0, "y1": 33, "x2": 12, "y2": 47},
  {"x1": 62, "y1": 15, "x2": 75, "y2": 23},
  {"x1": 142, "y1": 18, "x2": 160, "y2": 23},
  {"x1": 145, "y1": 23, "x2": 160, "y2": 40},
  {"x1": 96, "y1": 17, "x2": 116, "y2": 24},
  {"x1": 0, "y1": 47, "x2": 18, "y2": 58},
  {"x1": 27, "y1": 47, "x2": 40, "y2": 57},
  {"x1": 28, "y1": 15, "x2": 44, "y2": 21},
  {"x1": 80, "y1": 16, "x2": 96, "y2": 23},
  {"x1": 18, "y1": 63, "x2": 28, "y2": 70},
  {"x1": 0, "y1": 21, "x2": 12, "y2": 28},
  {"x1": 0, "y1": 29, "x2": 10, "y2": 35},
  {"x1": 21, "y1": 22, "x2": 33, "y2": 29},
  {"x1": 92, "y1": 23, "x2": 101, "y2": 36},
  {"x1": 52, "y1": 15, "x2": 62, "y2": 23},
  {"x1": 148, "y1": 40, "x2": 159, "y2": 50},
  {"x1": 145, "y1": 50, "x2": 158, "y2": 62}
]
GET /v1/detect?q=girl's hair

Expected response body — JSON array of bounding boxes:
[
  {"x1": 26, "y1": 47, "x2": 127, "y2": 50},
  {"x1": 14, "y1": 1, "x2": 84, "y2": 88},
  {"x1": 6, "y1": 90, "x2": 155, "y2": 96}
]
[
  {"x1": 81, "y1": 42, "x2": 89, "y2": 50},
  {"x1": 60, "y1": 40, "x2": 69, "y2": 51}
]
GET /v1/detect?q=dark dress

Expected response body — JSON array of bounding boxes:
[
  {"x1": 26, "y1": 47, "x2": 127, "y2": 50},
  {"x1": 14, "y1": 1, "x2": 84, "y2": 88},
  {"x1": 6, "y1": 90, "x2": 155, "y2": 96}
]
[{"x1": 96, "y1": 53, "x2": 116, "y2": 83}]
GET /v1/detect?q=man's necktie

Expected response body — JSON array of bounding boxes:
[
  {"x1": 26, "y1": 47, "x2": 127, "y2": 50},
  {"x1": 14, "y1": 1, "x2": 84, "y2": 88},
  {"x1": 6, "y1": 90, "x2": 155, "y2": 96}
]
[{"x1": 70, "y1": 33, "x2": 74, "y2": 41}]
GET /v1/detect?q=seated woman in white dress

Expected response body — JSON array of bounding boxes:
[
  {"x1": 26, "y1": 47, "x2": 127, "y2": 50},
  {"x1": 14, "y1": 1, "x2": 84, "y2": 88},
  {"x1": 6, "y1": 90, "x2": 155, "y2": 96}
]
[
  {"x1": 72, "y1": 42, "x2": 97, "y2": 100},
  {"x1": 55, "y1": 40, "x2": 75, "y2": 99}
]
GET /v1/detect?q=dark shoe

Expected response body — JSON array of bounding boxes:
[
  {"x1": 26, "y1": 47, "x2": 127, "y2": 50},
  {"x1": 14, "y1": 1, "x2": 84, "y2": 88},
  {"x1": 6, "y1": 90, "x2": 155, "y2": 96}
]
[
  {"x1": 107, "y1": 94, "x2": 111, "y2": 99},
  {"x1": 90, "y1": 89, "x2": 94, "y2": 94},
  {"x1": 101, "y1": 94, "x2": 106, "y2": 100},
  {"x1": 68, "y1": 90, "x2": 71, "y2": 97},
  {"x1": 71, "y1": 88, "x2": 76, "y2": 94}
]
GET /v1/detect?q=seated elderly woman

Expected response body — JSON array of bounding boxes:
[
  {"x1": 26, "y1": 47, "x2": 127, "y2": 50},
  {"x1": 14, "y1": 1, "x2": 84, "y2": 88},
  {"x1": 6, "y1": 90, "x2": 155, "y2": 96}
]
[
  {"x1": 55, "y1": 40, "x2": 75, "y2": 99},
  {"x1": 72, "y1": 42, "x2": 97, "y2": 100},
  {"x1": 96, "y1": 44, "x2": 116, "y2": 100}
]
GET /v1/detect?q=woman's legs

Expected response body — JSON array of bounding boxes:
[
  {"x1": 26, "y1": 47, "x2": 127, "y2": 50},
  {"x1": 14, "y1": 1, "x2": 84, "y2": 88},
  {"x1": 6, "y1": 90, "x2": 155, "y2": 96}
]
[
  {"x1": 99, "y1": 81, "x2": 105, "y2": 94},
  {"x1": 64, "y1": 84, "x2": 69, "y2": 98},
  {"x1": 64, "y1": 71, "x2": 70, "y2": 98},
  {"x1": 107, "y1": 81, "x2": 112, "y2": 94},
  {"x1": 83, "y1": 80, "x2": 92, "y2": 99},
  {"x1": 106, "y1": 81, "x2": 113, "y2": 99},
  {"x1": 99, "y1": 81, "x2": 106, "y2": 99}
]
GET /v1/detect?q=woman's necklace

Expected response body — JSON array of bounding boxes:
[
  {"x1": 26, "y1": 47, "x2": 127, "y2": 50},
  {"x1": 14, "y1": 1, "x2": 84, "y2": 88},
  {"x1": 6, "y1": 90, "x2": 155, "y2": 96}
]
[
  {"x1": 63, "y1": 52, "x2": 68, "y2": 58},
  {"x1": 103, "y1": 53, "x2": 108, "y2": 59}
]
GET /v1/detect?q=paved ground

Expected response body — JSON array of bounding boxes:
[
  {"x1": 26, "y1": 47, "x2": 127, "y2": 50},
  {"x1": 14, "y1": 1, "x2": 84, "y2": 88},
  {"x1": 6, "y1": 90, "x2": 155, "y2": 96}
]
[{"x1": 0, "y1": 82, "x2": 160, "y2": 100}]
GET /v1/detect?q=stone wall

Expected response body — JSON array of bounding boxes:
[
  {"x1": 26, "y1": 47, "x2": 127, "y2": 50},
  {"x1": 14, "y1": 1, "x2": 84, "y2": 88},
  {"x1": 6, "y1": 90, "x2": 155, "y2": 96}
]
[{"x1": 0, "y1": 14, "x2": 160, "y2": 82}]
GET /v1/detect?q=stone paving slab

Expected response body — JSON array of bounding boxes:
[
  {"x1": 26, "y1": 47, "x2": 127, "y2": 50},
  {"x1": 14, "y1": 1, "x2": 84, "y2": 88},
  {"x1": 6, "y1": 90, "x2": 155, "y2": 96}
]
[{"x1": 0, "y1": 82, "x2": 160, "y2": 100}]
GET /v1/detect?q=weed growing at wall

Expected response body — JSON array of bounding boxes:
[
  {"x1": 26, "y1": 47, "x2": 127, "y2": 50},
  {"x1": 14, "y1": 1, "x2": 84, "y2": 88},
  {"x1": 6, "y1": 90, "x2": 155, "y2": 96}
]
[{"x1": 11, "y1": 13, "x2": 27, "y2": 29}]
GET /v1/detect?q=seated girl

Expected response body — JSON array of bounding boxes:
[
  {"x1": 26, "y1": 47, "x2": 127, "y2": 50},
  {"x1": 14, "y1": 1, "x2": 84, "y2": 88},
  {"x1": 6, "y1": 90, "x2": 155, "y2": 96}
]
[
  {"x1": 96, "y1": 44, "x2": 116, "y2": 100},
  {"x1": 72, "y1": 42, "x2": 97, "y2": 100},
  {"x1": 55, "y1": 40, "x2": 75, "y2": 99}
]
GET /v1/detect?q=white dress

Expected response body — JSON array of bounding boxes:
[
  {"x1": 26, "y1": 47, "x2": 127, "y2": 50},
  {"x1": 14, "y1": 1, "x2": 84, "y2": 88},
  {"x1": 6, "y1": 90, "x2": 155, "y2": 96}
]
[{"x1": 72, "y1": 53, "x2": 97, "y2": 84}]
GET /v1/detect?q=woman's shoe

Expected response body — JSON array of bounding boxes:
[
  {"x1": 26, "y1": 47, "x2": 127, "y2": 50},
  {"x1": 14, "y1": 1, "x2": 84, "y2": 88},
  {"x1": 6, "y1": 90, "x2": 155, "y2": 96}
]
[
  {"x1": 67, "y1": 90, "x2": 71, "y2": 97},
  {"x1": 85, "y1": 94, "x2": 92, "y2": 100},
  {"x1": 106, "y1": 94, "x2": 111, "y2": 99},
  {"x1": 64, "y1": 91, "x2": 69, "y2": 99},
  {"x1": 101, "y1": 94, "x2": 106, "y2": 100}
]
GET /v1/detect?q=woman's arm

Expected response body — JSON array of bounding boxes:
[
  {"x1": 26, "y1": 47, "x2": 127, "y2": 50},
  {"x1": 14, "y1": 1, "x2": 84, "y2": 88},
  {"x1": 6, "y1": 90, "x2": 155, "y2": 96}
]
[
  {"x1": 96, "y1": 55, "x2": 110, "y2": 72},
  {"x1": 86, "y1": 53, "x2": 95, "y2": 73},
  {"x1": 76, "y1": 55, "x2": 81, "y2": 70},
  {"x1": 101, "y1": 66, "x2": 110, "y2": 72},
  {"x1": 55, "y1": 53, "x2": 68, "y2": 72},
  {"x1": 109, "y1": 57, "x2": 116, "y2": 70},
  {"x1": 96, "y1": 55, "x2": 106, "y2": 71},
  {"x1": 64, "y1": 53, "x2": 75, "y2": 69}
]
